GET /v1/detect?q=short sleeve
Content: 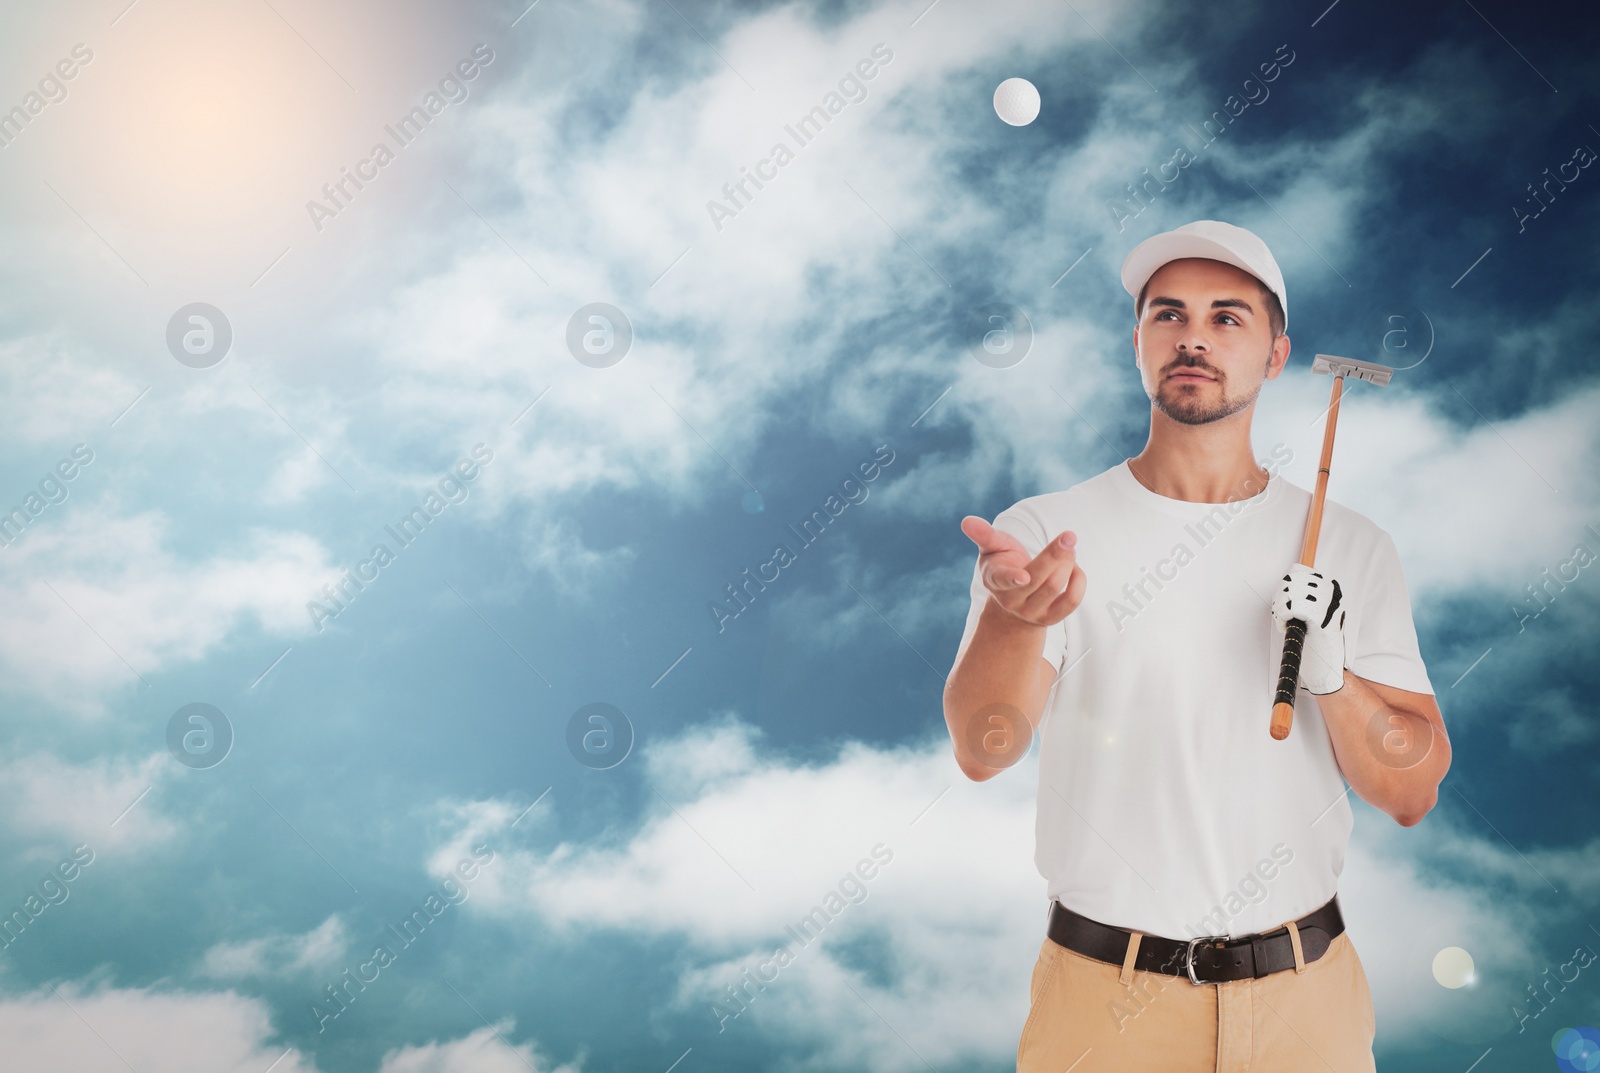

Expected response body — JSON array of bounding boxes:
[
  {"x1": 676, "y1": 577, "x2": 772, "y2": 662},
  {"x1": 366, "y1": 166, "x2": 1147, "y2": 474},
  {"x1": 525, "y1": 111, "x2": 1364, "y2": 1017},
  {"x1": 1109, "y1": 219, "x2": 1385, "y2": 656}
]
[
  {"x1": 952, "y1": 505, "x2": 1069, "y2": 677},
  {"x1": 1346, "y1": 530, "x2": 1434, "y2": 695}
]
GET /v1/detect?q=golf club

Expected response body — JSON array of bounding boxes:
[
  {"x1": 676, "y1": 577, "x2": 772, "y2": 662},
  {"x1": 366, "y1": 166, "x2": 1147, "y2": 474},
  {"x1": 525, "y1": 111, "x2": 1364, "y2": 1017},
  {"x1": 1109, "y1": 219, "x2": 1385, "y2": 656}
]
[{"x1": 1270, "y1": 353, "x2": 1394, "y2": 740}]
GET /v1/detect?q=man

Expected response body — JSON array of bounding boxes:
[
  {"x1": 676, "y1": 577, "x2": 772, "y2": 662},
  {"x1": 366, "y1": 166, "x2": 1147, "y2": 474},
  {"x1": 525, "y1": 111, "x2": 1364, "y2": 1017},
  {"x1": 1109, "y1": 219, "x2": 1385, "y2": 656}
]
[{"x1": 943, "y1": 220, "x2": 1451, "y2": 1072}]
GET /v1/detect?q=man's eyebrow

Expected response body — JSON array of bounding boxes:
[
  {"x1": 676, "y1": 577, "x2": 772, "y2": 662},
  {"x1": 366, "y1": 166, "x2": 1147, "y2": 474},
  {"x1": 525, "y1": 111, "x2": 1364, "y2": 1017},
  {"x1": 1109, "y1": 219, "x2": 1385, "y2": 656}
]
[{"x1": 1148, "y1": 296, "x2": 1256, "y2": 314}]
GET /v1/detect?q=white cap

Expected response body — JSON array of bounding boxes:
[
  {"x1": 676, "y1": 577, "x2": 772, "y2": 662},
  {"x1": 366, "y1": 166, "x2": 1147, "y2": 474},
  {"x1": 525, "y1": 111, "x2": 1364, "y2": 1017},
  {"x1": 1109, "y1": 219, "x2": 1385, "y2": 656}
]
[{"x1": 1120, "y1": 220, "x2": 1288, "y2": 332}]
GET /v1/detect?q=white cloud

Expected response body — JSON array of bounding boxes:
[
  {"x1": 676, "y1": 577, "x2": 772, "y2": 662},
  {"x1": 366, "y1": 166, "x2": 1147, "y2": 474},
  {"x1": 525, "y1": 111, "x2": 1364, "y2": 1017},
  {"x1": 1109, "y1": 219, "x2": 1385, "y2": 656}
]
[
  {"x1": 198, "y1": 915, "x2": 350, "y2": 980},
  {"x1": 0, "y1": 751, "x2": 175, "y2": 855},
  {"x1": 0, "y1": 981, "x2": 578, "y2": 1073},
  {"x1": 0, "y1": 0, "x2": 1590, "y2": 609},
  {"x1": 1339, "y1": 811, "x2": 1600, "y2": 1048},
  {"x1": 377, "y1": 1020, "x2": 581, "y2": 1073},
  {"x1": 1253, "y1": 375, "x2": 1600, "y2": 602},
  {"x1": 0, "y1": 982, "x2": 321, "y2": 1073},
  {"x1": 427, "y1": 714, "x2": 1597, "y2": 1066},
  {"x1": 4, "y1": 0, "x2": 1584, "y2": 724},
  {"x1": 0, "y1": 496, "x2": 331, "y2": 715},
  {"x1": 516, "y1": 512, "x2": 638, "y2": 604},
  {"x1": 429, "y1": 716, "x2": 1043, "y2": 1067},
  {"x1": 447, "y1": 714, "x2": 1039, "y2": 942},
  {"x1": 0, "y1": 331, "x2": 144, "y2": 443},
  {"x1": 196, "y1": 0, "x2": 1125, "y2": 531}
]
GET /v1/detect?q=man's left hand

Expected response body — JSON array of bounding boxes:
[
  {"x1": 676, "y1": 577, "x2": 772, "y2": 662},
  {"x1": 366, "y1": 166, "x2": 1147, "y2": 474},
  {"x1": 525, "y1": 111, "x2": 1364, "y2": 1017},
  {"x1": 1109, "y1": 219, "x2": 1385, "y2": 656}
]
[{"x1": 1271, "y1": 563, "x2": 1348, "y2": 695}]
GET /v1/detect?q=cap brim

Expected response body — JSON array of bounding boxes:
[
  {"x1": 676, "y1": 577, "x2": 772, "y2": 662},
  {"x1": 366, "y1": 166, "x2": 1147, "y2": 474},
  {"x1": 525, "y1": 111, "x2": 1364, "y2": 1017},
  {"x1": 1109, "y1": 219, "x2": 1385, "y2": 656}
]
[{"x1": 1120, "y1": 234, "x2": 1271, "y2": 301}]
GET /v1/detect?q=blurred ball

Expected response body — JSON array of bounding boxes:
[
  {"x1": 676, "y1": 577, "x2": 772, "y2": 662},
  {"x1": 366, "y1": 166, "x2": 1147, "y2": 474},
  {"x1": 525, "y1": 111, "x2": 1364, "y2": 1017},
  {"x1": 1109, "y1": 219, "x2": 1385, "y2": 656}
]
[
  {"x1": 994, "y1": 77, "x2": 1040, "y2": 126},
  {"x1": 1431, "y1": 946, "x2": 1476, "y2": 988}
]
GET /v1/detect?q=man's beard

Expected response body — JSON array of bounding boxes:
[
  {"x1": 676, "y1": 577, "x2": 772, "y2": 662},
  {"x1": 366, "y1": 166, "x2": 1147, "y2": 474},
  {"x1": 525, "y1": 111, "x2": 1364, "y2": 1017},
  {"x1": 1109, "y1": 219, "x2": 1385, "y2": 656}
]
[
  {"x1": 1152, "y1": 351, "x2": 1272, "y2": 425},
  {"x1": 1154, "y1": 376, "x2": 1262, "y2": 425}
]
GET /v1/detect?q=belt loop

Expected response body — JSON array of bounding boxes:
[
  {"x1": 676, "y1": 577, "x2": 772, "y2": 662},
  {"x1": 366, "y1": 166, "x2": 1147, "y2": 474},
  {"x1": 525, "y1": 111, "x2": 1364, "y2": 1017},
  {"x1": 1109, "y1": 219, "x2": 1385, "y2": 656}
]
[
  {"x1": 1119, "y1": 931, "x2": 1143, "y2": 986},
  {"x1": 1285, "y1": 920, "x2": 1307, "y2": 974}
]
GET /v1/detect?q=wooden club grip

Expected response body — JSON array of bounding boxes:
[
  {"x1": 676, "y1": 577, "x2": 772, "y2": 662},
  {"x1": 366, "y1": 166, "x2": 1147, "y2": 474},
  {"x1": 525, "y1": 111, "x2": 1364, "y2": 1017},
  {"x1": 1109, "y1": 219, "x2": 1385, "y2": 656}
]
[{"x1": 1270, "y1": 617, "x2": 1307, "y2": 740}]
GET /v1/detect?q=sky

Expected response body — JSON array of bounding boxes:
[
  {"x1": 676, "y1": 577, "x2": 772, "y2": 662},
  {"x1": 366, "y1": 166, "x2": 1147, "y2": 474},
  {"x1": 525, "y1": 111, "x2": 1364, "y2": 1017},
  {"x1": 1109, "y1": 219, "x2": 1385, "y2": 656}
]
[{"x1": 0, "y1": 0, "x2": 1597, "y2": 1070}]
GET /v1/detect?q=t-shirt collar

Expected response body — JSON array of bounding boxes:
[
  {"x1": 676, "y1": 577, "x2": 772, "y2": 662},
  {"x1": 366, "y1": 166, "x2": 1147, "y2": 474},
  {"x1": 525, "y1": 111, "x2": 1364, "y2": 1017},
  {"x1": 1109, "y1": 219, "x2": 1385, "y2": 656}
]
[{"x1": 1114, "y1": 458, "x2": 1279, "y2": 518}]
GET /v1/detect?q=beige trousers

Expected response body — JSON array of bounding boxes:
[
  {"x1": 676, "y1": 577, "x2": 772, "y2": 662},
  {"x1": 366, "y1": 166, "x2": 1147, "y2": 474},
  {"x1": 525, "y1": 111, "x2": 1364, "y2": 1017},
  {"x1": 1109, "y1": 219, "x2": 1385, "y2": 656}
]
[{"x1": 1017, "y1": 922, "x2": 1376, "y2": 1072}]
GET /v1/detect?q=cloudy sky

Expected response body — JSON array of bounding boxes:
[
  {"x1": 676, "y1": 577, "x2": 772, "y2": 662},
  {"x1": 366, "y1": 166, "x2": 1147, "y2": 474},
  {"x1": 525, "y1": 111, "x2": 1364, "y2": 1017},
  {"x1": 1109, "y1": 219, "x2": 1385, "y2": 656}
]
[{"x1": 0, "y1": 0, "x2": 1596, "y2": 1070}]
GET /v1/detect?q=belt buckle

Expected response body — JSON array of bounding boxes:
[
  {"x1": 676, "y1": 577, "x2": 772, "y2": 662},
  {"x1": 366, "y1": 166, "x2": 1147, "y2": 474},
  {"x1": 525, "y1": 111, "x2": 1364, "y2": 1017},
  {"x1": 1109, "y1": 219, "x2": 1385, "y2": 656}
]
[{"x1": 1184, "y1": 934, "x2": 1229, "y2": 985}]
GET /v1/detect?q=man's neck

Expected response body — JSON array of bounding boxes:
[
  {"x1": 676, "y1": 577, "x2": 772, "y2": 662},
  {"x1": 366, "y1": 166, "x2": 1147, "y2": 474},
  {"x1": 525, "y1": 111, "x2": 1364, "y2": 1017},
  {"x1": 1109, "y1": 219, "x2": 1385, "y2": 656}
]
[{"x1": 1125, "y1": 445, "x2": 1269, "y2": 504}]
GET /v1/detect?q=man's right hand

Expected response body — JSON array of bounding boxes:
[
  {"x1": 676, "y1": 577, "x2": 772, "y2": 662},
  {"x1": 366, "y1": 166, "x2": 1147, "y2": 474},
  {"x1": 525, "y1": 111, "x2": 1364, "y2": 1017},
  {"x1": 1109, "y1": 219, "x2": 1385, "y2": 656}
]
[{"x1": 959, "y1": 516, "x2": 1087, "y2": 628}]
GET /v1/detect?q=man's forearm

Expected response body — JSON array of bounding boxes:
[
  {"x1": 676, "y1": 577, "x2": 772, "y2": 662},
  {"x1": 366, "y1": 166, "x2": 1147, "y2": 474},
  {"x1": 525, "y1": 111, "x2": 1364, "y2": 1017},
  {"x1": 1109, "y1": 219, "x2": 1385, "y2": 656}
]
[
  {"x1": 944, "y1": 600, "x2": 1049, "y2": 779},
  {"x1": 1312, "y1": 670, "x2": 1449, "y2": 826}
]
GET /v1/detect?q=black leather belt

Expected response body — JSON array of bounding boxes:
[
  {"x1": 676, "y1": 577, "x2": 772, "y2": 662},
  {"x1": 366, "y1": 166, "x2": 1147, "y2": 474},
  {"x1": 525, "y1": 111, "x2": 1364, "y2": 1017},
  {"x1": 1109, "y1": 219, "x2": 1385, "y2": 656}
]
[{"x1": 1046, "y1": 895, "x2": 1344, "y2": 985}]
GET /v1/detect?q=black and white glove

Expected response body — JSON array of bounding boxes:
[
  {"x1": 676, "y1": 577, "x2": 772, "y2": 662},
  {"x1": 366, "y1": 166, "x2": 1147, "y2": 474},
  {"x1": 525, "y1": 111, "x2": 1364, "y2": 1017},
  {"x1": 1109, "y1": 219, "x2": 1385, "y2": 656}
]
[{"x1": 1271, "y1": 563, "x2": 1348, "y2": 695}]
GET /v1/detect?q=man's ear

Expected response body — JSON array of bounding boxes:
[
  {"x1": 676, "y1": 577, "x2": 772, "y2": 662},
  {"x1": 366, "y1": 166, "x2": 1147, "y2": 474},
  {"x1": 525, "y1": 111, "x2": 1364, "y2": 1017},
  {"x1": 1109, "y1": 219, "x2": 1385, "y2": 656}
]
[{"x1": 1268, "y1": 332, "x2": 1290, "y2": 378}]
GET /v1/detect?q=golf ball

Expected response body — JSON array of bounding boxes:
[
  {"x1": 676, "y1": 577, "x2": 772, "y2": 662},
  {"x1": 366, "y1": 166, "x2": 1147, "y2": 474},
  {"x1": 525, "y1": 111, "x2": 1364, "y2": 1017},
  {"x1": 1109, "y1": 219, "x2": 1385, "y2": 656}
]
[
  {"x1": 994, "y1": 77, "x2": 1040, "y2": 126},
  {"x1": 1431, "y1": 946, "x2": 1475, "y2": 988}
]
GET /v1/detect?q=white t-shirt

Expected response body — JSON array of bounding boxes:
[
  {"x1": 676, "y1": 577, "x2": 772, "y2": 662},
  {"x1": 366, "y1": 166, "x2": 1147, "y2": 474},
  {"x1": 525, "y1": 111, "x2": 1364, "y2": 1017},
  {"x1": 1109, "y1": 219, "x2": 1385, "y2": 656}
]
[{"x1": 955, "y1": 457, "x2": 1433, "y2": 940}]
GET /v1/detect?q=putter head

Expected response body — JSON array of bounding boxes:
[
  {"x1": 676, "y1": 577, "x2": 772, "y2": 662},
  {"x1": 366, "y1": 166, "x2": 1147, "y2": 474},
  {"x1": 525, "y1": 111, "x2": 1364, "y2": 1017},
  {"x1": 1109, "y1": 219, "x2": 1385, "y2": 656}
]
[{"x1": 1312, "y1": 353, "x2": 1393, "y2": 386}]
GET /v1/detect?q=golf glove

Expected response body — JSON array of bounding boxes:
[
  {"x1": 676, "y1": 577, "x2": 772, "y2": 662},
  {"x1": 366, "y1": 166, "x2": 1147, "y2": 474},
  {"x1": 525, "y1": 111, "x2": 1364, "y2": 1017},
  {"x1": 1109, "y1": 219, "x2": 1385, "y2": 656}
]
[{"x1": 1271, "y1": 563, "x2": 1348, "y2": 695}]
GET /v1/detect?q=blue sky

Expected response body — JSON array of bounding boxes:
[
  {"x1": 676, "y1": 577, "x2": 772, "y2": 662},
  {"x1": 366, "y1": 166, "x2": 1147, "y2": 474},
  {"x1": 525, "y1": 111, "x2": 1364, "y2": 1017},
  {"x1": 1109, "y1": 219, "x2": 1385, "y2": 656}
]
[{"x1": 0, "y1": 0, "x2": 1596, "y2": 1070}]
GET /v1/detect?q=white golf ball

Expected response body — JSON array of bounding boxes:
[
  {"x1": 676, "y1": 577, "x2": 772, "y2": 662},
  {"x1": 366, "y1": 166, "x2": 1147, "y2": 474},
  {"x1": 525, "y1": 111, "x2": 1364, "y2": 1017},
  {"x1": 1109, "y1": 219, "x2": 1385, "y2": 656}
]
[
  {"x1": 1431, "y1": 946, "x2": 1476, "y2": 989},
  {"x1": 994, "y1": 77, "x2": 1040, "y2": 126}
]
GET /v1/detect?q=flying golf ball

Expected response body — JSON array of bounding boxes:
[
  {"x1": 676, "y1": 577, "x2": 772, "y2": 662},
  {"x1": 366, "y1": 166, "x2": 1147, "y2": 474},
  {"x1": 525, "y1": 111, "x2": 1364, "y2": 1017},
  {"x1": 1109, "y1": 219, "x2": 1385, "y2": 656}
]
[
  {"x1": 1432, "y1": 946, "x2": 1476, "y2": 988},
  {"x1": 993, "y1": 77, "x2": 1040, "y2": 126}
]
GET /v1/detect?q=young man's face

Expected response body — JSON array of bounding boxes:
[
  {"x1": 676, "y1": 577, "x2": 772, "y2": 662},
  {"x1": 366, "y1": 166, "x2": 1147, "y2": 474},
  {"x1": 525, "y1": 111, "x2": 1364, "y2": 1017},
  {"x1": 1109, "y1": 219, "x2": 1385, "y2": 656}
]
[{"x1": 1132, "y1": 257, "x2": 1291, "y2": 427}]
